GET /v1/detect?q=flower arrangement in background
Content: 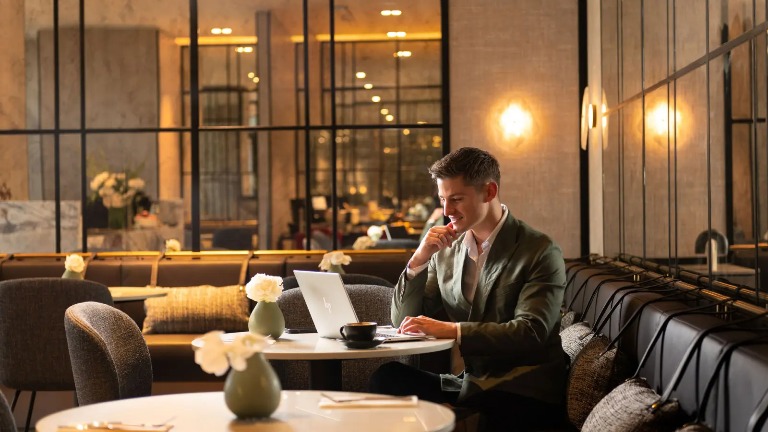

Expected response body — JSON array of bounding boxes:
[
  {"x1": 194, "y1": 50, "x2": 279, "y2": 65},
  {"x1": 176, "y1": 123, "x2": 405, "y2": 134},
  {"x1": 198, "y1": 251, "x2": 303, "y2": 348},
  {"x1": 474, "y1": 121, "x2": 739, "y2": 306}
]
[
  {"x1": 319, "y1": 251, "x2": 352, "y2": 273},
  {"x1": 65, "y1": 254, "x2": 85, "y2": 273},
  {"x1": 367, "y1": 225, "x2": 384, "y2": 241},
  {"x1": 352, "y1": 235, "x2": 376, "y2": 250},
  {"x1": 194, "y1": 331, "x2": 269, "y2": 376},
  {"x1": 90, "y1": 171, "x2": 145, "y2": 209},
  {"x1": 245, "y1": 274, "x2": 284, "y2": 303},
  {"x1": 165, "y1": 238, "x2": 181, "y2": 252}
]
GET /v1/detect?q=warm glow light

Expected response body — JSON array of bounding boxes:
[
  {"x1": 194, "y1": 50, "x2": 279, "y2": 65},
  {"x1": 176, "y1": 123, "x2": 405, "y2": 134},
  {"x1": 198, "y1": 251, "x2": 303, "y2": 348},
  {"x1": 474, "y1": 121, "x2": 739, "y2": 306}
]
[
  {"x1": 349, "y1": 186, "x2": 357, "y2": 194},
  {"x1": 383, "y1": 147, "x2": 391, "y2": 154},
  {"x1": 587, "y1": 104, "x2": 596, "y2": 129},
  {"x1": 403, "y1": 129, "x2": 410, "y2": 135},
  {"x1": 359, "y1": 185, "x2": 368, "y2": 194},
  {"x1": 236, "y1": 46, "x2": 253, "y2": 53},
  {"x1": 387, "y1": 31, "x2": 406, "y2": 38},
  {"x1": 395, "y1": 51, "x2": 412, "y2": 58},
  {"x1": 385, "y1": 114, "x2": 394, "y2": 121},
  {"x1": 372, "y1": 96, "x2": 381, "y2": 103},
  {"x1": 380, "y1": 108, "x2": 389, "y2": 115},
  {"x1": 499, "y1": 104, "x2": 532, "y2": 139},
  {"x1": 221, "y1": 28, "x2": 232, "y2": 35},
  {"x1": 363, "y1": 83, "x2": 373, "y2": 90},
  {"x1": 381, "y1": 10, "x2": 402, "y2": 16},
  {"x1": 601, "y1": 104, "x2": 607, "y2": 129},
  {"x1": 247, "y1": 72, "x2": 255, "y2": 79},
  {"x1": 356, "y1": 71, "x2": 366, "y2": 79},
  {"x1": 252, "y1": 77, "x2": 260, "y2": 83},
  {"x1": 211, "y1": 28, "x2": 222, "y2": 35},
  {"x1": 417, "y1": 121, "x2": 427, "y2": 125},
  {"x1": 649, "y1": 103, "x2": 681, "y2": 137}
]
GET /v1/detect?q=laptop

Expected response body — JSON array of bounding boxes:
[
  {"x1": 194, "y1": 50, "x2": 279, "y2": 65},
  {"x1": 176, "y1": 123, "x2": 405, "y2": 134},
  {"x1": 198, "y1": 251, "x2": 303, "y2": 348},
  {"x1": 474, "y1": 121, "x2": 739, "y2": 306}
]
[{"x1": 293, "y1": 270, "x2": 431, "y2": 342}]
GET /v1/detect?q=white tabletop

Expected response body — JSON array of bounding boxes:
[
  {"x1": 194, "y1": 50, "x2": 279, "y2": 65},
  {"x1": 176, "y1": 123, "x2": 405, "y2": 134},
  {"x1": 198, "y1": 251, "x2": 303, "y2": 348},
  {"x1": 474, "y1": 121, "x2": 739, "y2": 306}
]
[
  {"x1": 109, "y1": 287, "x2": 168, "y2": 302},
  {"x1": 194, "y1": 332, "x2": 455, "y2": 360},
  {"x1": 36, "y1": 391, "x2": 455, "y2": 432}
]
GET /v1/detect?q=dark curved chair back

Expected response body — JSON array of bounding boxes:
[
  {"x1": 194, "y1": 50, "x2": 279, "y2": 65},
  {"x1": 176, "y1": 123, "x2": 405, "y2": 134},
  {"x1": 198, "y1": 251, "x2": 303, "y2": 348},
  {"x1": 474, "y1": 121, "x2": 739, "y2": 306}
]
[
  {"x1": 282, "y1": 273, "x2": 394, "y2": 290},
  {"x1": 274, "y1": 284, "x2": 413, "y2": 391},
  {"x1": 0, "y1": 278, "x2": 113, "y2": 391},
  {"x1": 694, "y1": 229, "x2": 729, "y2": 256},
  {"x1": 0, "y1": 391, "x2": 16, "y2": 432},
  {"x1": 65, "y1": 301, "x2": 152, "y2": 405}
]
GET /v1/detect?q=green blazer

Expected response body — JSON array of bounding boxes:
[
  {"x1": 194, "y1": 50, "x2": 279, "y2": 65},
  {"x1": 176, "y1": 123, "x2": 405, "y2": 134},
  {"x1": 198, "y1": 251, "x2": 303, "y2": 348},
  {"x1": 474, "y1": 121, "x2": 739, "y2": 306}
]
[{"x1": 392, "y1": 211, "x2": 567, "y2": 404}]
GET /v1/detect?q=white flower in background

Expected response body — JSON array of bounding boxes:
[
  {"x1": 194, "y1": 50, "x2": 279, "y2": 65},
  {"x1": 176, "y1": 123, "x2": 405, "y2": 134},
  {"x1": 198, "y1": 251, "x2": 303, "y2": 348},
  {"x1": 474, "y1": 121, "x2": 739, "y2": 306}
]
[
  {"x1": 367, "y1": 225, "x2": 384, "y2": 241},
  {"x1": 352, "y1": 236, "x2": 376, "y2": 250},
  {"x1": 319, "y1": 251, "x2": 352, "y2": 271},
  {"x1": 194, "y1": 331, "x2": 270, "y2": 376},
  {"x1": 90, "y1": 170, "x2": 146, "y2": 209},
  {"x1": 165, "y1": 238, "x2": 181, "y2": 252},
  {"x1": 64, "y1": 254, "x2": 85, "y2": 273},
  {"x1": 245, "y1": 274, "x2": 284, "y2": 303}
]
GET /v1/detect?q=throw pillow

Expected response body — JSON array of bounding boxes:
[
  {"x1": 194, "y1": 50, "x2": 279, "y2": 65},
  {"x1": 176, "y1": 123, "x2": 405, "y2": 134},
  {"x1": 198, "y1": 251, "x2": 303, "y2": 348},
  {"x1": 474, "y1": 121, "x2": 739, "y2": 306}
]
[
  {"x1": 566, "y1": 334, "x2": 633, "y2": 429},
  {"x1": 581, "y1": 377, "x2": 682, "y2": 432},
  {"x1": 560, "y1": 321, "x2": 593, "y2": 363},
  {"x1": 142, "y1": 285, "x2": 249, "y2": 334}
]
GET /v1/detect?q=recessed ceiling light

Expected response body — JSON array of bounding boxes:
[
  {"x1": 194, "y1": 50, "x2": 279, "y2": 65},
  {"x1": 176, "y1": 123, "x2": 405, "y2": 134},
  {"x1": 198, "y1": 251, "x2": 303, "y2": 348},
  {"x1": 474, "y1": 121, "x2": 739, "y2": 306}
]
[
  {"x1": 363, "y1": 83, "x2": 373, "y2": 90},
  {"x1": 385, "y1": 114, "x2": 394, "y2": 122},
  {"x1": 387, "y1": 31, "x2": 407, "y2": 38},
  {"x1": 372, "y1": 96, "x2": 381, "y2": 103},
  {"x1": 247, "y1": 72, "x2": 255, "y2": 79},
  {"x1": 395, "y1": 50, "x2": 412, "y2": 58},
  {"x1": 252, "y1": 77, "x2": 260, "y2": 83},
  {"x1": 236, "y1": 46, "x2": 253, "y2": 53},
  {"x1": 380, "y1": 108, "x2": 389, "y2": 115},
  {"x1": 355, "y1": 71, "x2": 366, "y2": 79},
  {"x1": 403, "y1": 129, "x2": 410, "y2": 135},
  {"x1": 381, "y1": 10, "x2": 403, "y2": 16},
  {"x1": 211, "y1": 28, "x2": 222, "y2": 35},
  {"x1": 221, "y1": 28, "x2": 232, "y2": 35}
]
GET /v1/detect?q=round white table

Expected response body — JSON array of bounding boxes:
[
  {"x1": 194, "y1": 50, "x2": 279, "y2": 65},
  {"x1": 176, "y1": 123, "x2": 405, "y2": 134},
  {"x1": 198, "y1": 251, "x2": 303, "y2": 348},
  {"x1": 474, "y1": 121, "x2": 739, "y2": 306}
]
[
  {"x1": 194, "y1": 332, "x2": 455, "y2": 390},
  {"x1": 36, "y1": 391, "x2": 455, "y2": 432}
]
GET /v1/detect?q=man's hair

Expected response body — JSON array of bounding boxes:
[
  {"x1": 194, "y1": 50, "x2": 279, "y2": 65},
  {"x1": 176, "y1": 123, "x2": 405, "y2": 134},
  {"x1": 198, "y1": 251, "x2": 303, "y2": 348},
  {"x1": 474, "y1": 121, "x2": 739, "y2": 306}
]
[{"x1": 428, "y1": 147, "x2": 501, "y2": 188}]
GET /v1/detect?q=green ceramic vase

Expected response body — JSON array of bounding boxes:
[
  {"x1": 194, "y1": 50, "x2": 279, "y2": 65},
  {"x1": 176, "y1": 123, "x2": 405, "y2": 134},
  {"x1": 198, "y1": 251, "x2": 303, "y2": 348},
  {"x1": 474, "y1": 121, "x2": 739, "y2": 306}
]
[
  {"x1": 328, "y1": 264, "x2": 346, "y2": 274},
  {"x1": 223, "y1": 352, "x2": 282, "y2": 418},
  {"x1": 107, "y1": 206, "x2": 128, "y2": 229},
  {"x1": 61, "y1": 269, "x2": 84, "y2": 279},
  {"x1": 248, "y1": 301, "x2": 285, "y2": 339}
]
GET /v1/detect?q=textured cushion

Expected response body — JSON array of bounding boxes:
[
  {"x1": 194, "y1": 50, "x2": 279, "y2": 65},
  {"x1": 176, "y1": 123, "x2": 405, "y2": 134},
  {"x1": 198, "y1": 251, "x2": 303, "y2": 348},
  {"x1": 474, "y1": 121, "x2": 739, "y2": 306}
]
[
  {"x1": 560, "y1": 310, "x2": 578, "y2": 329},
  {"x1": 566, "y1": 334, "x2": 633, "y2": 429},
  {"x1": 560, "y1": 321, "x2": 593, "y2": 363},
  {"x1": 675, "y1": 423, "x2": 714, "y2": 431},
  {"x1": 581, "y1": 377, "x2": 681, "y2": 432},
  {"x1": 142, "y1": 285, "x2": 249, "y2": 334}
]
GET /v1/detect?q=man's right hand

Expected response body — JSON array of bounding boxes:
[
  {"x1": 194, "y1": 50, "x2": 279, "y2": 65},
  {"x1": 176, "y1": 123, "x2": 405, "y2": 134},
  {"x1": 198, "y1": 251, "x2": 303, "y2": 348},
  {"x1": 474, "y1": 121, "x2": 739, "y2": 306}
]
[{"x1": 409, "y1": 222, "x2": 458, "y2": 269}]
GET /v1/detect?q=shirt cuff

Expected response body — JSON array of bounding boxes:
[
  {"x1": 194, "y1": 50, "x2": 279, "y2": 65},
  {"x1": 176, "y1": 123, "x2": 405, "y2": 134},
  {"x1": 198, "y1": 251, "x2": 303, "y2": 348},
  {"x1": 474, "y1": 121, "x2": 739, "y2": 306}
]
[{"x1": 405, "y1": 260, "x2": 429, "y2": 280}]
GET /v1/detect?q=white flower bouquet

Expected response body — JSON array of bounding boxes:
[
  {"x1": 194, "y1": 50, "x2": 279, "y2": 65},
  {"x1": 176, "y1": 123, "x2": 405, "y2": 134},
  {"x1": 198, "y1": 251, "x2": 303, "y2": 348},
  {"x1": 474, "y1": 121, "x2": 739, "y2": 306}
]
[
  {"x1": 64, "y1": 254, "x2": 85, "y2": 273},
  {"x1": 165, "y1": 238, "x2": 181, "y2": 252},
  {"x1": 367, "y1": 225, "x2": 384, "y2": 241},
  {"x1": 352, "y1": 236, "x2": 376, "y2": 250},
  {"x1": 90, "y1": 170, "x2": 145, "y2": 209},
  {"x1": 194, "y1": 331, "x2": 269, "y2": 376},
  {"x1": 245, "y1": 274, "x2": 284, "y2": 303},
  {"x1": 319, "y1": 251, "x2": 352, "y2": 271}
]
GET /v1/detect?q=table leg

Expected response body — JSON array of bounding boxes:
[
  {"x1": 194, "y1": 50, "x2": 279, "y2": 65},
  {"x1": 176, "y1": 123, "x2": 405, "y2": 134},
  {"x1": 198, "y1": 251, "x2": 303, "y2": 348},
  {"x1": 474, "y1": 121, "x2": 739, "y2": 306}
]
[{"x1": 309, "y1": 360, "x2": 342, "y2": 390}]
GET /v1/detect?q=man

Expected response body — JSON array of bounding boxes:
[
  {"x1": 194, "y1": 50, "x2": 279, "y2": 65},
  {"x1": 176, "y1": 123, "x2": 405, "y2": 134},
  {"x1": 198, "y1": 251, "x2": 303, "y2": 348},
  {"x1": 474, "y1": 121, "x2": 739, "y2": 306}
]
[{"x1": 370, "y1": 147, "x2": 567, "y2": 431}]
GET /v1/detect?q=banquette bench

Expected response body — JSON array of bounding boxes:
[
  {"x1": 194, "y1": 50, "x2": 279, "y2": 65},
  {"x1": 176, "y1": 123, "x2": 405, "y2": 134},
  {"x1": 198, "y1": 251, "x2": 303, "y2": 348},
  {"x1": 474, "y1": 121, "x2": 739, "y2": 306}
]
[
  {"x1": 563, "y1": 258, "x2": 768, "y2": 432},
  {"x1": 0, "y1": 250, "x2": 413, "y2": 384}
]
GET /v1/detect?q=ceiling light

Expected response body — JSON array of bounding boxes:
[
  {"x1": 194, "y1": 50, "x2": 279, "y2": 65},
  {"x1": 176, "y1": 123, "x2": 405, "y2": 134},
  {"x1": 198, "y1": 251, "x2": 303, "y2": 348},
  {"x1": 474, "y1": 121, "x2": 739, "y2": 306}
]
[
  {"x1": 211, "y1": 28, "x2": 222, "y2": 35},
  {"x1": 247, "y1": 72, "x2": 255, "y2": 79},
  {"x1": 355, "y1": 71, "x2": 366, "y2": 79},
  {"x1": 380, "y1": 10, "x2": 402, "y2": 16},
  {"x1": 221, "y1": 28, "x2": 232, "y2": 35},
  {"x1": 387, "y1": 31, "x2": 407, "y2": 38},
  {"x1": 372, "y1": 96, "x2": 381, "y2": 103},
  {"x1": 252, "y1": 77, "x2": 260, "y2": 83},
  {"x1": 236, "y1": 46, "x2": 253, "y2": 53},
  {"x1": 402, "y1": 129, "x2": 410, "y2": 135},
  {"x1": 363, "y1": 83, "x2": 373, "y2": 90},
  {"x1": 385, "y1": 114, "x2": 394, "y2": 122},
  {"x1": 380, "y1": 108, "x2": 389, "y2": 115},
  {"x1": 395, "y1": 51, "x2": 412, "y2": 58},
  {"x1": 417, "y1": 121, "x2": 427, "y2": 124}
]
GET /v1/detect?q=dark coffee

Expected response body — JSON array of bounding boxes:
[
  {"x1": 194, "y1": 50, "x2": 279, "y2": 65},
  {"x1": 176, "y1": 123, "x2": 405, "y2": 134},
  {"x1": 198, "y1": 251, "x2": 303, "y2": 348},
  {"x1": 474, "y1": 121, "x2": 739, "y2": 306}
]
[{"x1": 339, "y1": 322, "x2": 377, "y2": 341}]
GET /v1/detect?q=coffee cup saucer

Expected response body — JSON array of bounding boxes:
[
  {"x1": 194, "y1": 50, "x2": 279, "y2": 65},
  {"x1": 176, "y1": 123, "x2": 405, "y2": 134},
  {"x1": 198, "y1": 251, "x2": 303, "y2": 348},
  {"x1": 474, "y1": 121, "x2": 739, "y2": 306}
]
[{"x1": 341, "y1": 337, "x2": 386, "y2": 349}]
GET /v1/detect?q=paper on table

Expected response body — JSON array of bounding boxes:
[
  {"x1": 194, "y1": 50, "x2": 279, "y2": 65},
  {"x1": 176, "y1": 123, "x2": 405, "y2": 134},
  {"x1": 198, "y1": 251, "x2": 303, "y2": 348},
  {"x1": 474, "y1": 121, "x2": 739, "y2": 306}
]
[{"x1": 318, "y1": 395, "x2": 418, "y2": 409}]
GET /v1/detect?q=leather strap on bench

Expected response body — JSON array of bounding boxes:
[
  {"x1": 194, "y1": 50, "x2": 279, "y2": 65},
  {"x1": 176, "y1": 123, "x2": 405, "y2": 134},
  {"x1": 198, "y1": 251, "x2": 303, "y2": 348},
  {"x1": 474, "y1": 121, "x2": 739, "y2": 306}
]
[
  {"x1": 150, "y1": 253, "x2": 165, "y2": 288},
  {"x1": 239, "y1": 251, "x2": 254, "y2": 286}
]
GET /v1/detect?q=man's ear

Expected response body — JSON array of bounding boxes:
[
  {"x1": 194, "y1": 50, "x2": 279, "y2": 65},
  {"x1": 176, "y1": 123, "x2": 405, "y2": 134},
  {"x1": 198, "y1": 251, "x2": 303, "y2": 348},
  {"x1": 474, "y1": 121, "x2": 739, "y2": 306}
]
[{"x1": 485, "y1": 182, "x2": 499, "y2": 202}]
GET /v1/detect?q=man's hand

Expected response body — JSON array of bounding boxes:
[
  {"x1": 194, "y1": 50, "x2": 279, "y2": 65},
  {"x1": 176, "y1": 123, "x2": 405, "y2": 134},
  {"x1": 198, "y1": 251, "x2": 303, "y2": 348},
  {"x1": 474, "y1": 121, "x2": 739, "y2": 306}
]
[
  {"x1": 399, "y1": 315, "x2": 458, "y2": 339},
  {"x1": 409, "y1": 222, "x2": 459, "y2": 269}
]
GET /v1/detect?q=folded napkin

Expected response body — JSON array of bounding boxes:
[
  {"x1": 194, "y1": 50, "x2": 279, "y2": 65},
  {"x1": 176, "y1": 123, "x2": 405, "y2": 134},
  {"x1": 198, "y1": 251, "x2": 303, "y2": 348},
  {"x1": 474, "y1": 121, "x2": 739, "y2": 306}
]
[
  {"x1": 318, "y1": 394, "x2": 419, "y2": 409},
  {"x1": 58, "y1": 422, "x2": 173, "y2": 431}
]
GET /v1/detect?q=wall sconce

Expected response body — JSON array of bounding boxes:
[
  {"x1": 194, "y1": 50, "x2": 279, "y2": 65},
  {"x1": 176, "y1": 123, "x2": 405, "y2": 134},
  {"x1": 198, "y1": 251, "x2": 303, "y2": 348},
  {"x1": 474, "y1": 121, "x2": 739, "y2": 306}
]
[
  {"x1": 648, "y1": 103, "x2": 681, "y2": 138},
  {"x1": 499, "y1": 103, "x2": 532, "y2": 140}
]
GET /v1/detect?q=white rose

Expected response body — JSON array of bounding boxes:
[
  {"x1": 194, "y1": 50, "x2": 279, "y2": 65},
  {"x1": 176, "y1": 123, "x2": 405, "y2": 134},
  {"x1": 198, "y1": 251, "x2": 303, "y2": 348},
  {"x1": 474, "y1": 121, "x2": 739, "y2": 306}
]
[
  {"x1": 367, "y1": 225, "x2": 384, "y2": 241},
  {"x1": 90, "y1": 171, "x2": 110, "y2": 191},
  {"x1": 64, "y1": 254, "x2": 85, "y2": 273},
  {"x1": 352, "y1": 236, "x2": 376, "y2": 250},
  {"x1": 227, "y1": 332, "x2": 267, "y2": 371},
  {"x1": 165, "y1": 239, "x2": 181, "y2": 252},
  {"x1": 128, "y1": 178, "x2": 145, "y2": 191},
  {"x1": 194, "y1": 331, "x2": 230, "y2": 376},
  {"x1": 319, "y1": 251, "x2": 352, "y2": 270},
  {"x1": 245, "y1": 274, "x2": 284, "y2": 303}
]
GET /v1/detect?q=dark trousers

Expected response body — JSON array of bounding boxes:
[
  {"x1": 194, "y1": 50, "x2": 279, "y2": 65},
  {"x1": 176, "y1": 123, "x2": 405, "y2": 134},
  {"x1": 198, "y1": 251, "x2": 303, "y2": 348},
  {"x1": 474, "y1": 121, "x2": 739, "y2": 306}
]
[{"x1": 370, "y1": 361, "x2": 566, "y2": 432}]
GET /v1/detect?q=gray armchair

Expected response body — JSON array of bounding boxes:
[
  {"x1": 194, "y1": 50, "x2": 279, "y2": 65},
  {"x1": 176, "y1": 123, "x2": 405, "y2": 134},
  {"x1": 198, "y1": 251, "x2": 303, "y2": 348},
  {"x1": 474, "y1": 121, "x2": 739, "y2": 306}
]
[
  {"x1": 0, "y1": 278, "x2": 112, "y2": 432},
  {"x1": 64, "y1": 301, "x2": 152, "y2": 405}
]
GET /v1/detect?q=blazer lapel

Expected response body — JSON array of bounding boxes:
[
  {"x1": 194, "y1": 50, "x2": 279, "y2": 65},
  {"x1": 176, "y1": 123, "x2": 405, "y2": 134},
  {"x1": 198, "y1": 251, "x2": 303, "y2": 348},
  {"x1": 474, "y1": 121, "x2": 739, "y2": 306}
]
[{"x1": 468, "y1": 213, "x2": 521, "y2": 321}]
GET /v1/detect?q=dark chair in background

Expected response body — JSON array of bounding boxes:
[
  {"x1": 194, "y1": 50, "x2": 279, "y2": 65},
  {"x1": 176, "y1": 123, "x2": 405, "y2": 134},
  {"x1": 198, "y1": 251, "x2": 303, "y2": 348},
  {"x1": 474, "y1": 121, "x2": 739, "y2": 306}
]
[
  {"x1": 282, "y1": 273, "x2": 395, "y2": 290},
  {"x1": 212, "y1": 227, "x2": 256, "y2": 250},
  {"x1": 64, "y1": 301, "x2": 152, "y2": 406},
  {"x1": 0, "y1": 391, "x2": 16, "y2": 432},
  {"x1": 694, "y1": 229, "x2": 729, "y2": 257},
  {"x1": 0, "y1": 278, "x2": 113, "y2": 432},
  {"x1": 274, "y1": 284, "x2": 415, "y2": 391}
]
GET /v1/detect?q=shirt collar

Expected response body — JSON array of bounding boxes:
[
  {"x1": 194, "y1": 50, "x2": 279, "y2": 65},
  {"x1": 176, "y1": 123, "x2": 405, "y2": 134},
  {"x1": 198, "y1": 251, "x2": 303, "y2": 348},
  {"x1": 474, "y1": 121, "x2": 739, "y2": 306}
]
[{"x1": 463, "y1": 205, "x2": 508, "y2": 260}]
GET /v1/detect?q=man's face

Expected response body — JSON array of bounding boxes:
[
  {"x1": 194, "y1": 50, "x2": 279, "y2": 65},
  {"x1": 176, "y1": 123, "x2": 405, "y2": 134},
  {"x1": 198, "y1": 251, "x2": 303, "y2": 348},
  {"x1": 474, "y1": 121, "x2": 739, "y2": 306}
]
[{"x1": 436, "y1": 176, "x2": 490, "y2": 234}]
